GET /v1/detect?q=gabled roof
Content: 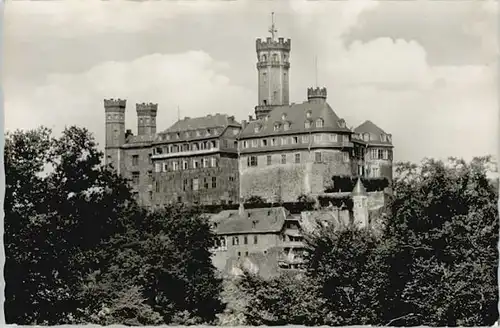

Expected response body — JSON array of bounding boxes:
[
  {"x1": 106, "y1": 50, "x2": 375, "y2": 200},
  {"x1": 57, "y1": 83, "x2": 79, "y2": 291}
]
[
  {"x1": 353, "y1": 120, "x2": 392, "y2": 146},
  {"x1": 155, "y1": 114, "x2": 240, "y2": 143},
  {"x1": 240, "y1": 101, "x2": 352, "y2": 139},
  {"x1": 211, "y1": 207, "x2": 288, "y2": 235}
]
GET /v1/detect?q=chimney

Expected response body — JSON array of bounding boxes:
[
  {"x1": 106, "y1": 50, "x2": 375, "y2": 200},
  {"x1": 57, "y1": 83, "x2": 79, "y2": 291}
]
[
  {"x1": 248, "y1": 115, "x2": 253, "y2": 122},
  {"x1": 241, "y1": 120, "x2": 248, "y2": 130}
]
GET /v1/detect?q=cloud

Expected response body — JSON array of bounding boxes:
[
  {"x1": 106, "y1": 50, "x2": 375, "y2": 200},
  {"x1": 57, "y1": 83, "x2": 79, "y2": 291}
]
[{"x1": 5, "y1": 51, "x2": 255, "y2": 149}]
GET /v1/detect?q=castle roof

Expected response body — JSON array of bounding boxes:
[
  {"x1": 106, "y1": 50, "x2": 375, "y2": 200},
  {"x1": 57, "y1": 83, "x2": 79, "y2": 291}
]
[
  {"x1": 210, "y1": 207, "x2": 288, "y2": 235},
  {"x1": 155, "y1": 113, "x2": 240, "y2": 143},
  {"x1": 240, "y1": 101, "x2": 351, "y2": 139},
  {"x1": 122, "y1": 134, "x2": 155, "y2": 148},
  {"x1": 352, "y1": 177, "x2": 368, "y2": 196},
  {"x1": 352, "y1": 120, "x2": 393, "y2": 147}
]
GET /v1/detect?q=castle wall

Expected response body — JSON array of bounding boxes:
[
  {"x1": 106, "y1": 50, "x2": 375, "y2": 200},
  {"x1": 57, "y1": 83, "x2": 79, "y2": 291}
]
[
  {"x1": 153, "y1": 153, "x2": 239, "y2": 205},
  {"x1": 240, "y1": 149, "x2": 352, "y2": 202},
  {"x1": 122, "y1": 146, "x2": 154, "y2": 207}
]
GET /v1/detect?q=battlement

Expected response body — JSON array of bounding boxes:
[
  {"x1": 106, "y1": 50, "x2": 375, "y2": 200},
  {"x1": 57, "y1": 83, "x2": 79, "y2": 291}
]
[
  {"x1": 136, "y1": 102, "x2": 158, "y2": 113},
  {"x1": 104, "y1": 98, "x2": 126, "y2": 108},
  {"x1": 256, "y1": 37, "x2": 291, "y2": 51},
  {"x1": 307, "y1": 87, "x2": 327, "y2": 100}
]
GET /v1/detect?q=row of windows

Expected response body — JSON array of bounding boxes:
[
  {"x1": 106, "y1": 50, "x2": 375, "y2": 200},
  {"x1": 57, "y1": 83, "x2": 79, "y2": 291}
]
[
  {"x1": 155, "y1": 176, "x2": 218, "y2": 193},
  {"x1": 260, "y1": 53, "x2": 288, "y2": 63},
  {"x1": 245, "y1": 151, "x2": 349, "y2": 167},
  {"x1": 369, "y1": 149, "x2": 392, "y2": 160},
  {"x1": 241, "y1": 133, "x2": 349, "y2": 149},
  {"x1": 253, "y1": 118, "x2": 346, "y2": 133},
  {"x1": 157, "y1": 127, "x2": 240, "y2": 141},
  {"x1": 354, "y1": 132, "x2": 392, "y2": 143},
  {"x1": 155, "y1": 157, "x2": 218, "y2": 172}
]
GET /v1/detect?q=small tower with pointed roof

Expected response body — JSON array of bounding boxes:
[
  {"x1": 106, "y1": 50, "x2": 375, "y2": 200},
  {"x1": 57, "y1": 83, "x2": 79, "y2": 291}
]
[{"x1": 352, "y1": 177, "x2": 369, "y2": 228}]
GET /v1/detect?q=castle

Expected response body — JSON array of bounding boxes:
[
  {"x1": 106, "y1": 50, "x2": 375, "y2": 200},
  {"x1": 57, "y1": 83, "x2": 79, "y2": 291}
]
[{"x1": 104, "y1": 15, "x2": 394, "y2": 275}]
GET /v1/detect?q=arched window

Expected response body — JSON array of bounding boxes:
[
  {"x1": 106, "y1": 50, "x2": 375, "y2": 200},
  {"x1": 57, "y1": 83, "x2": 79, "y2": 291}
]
[
  {"x1": 272, "y1": 54, "x2": 278, "y2": 62},
  {"x1": 261, "y1": 54, "x2": 267, "y2": 62},
  {"x1": 316, "y1": 119, "x2": 324, "y2": 128}
]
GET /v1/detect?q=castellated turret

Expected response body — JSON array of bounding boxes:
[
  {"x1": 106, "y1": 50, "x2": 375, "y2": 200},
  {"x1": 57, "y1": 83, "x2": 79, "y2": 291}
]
[
  {"x1": 307, "y1": 87, "x2": 327, "y2": 104},
  {"x1": 104, "y1": 98, "x2": 127, "y2": 172},
  {"x1": 136, "y1": 102, "x2": 158, "y2": 136},
  {"x1": 255, "y1": 25, "x2": 292, "y2": 120}
]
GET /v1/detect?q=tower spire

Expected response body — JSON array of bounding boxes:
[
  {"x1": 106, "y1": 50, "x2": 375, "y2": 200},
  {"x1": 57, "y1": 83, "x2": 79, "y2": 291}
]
[{"x1": 268, "y1": 12, "x2": 277, "y2": 41}]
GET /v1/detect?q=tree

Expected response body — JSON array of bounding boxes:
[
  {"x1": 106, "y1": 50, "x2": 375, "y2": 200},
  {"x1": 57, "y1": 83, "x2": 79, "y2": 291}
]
[
  {"x1": 381, "y1": 157, "x2": 499, "y2": 326},
  {"x1": 4, "y1": 126, "x2": 136, "y2": 324}
]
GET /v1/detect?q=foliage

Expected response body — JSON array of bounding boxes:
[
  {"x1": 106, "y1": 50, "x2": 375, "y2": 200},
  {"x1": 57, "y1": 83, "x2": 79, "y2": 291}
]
[
  {"x1": 245, "y1": 195, "x2": 267, "y2": 205},
  {"x1": 325, "y1": 175, "x2": 389, "y2": 193}
]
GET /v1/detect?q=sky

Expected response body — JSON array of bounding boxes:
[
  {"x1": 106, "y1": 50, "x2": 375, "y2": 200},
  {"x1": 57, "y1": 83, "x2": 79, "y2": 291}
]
[{"x1": 3, "y1": 0, "x2": 498, "y2": 163}]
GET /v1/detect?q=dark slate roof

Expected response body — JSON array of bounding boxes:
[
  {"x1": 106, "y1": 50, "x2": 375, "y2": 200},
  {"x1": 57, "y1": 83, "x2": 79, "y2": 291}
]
[
  {"x1": 211, "y1": 207, "x2": 288, "y2": 235},
  {"x1": 155, "y1": 113, "x2": 240, "y2": 143},
  {"x1": 352, "y1": 178, "x2": 368, "y2": 196},
  {"x1": 352, "y1": 120, "x2": 393, "y2": 146},
  {"x1": 122, "y1": 134, "x2": 155, "y2": 148},
  {"x1": 240, "y1": 101, "x2": 352, "y2": 139}
]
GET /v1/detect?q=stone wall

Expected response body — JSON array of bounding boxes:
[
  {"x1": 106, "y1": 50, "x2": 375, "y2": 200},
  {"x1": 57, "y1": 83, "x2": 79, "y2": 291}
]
[
  {"x1": 240, "y1": 149, "x2": 352, "y2": 202},
  {"x1": 123, "y1": 146, "x2": 153, "y2": 207}
]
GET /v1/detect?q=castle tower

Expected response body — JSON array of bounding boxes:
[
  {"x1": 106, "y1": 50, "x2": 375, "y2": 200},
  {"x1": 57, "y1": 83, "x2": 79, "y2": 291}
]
[
  {"x1": 255, "y1": 12, "x2": 291, "y2": 120},
  {"x1": 136, "y1": 102, "x2": 158, "y2": 136},
  {"x1": 307, "y1": 87, "x2": 327, "y2": 104},
  {"x1": 352, "y1": 177, "x2": 369, "y2": 228},
  {"x1": 104, "y1": 98, "x2": 126, "y2": 173}
]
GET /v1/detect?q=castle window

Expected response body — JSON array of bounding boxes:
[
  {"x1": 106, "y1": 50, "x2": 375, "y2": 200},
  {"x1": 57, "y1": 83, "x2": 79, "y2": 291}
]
[
  {"x1": 267, "y1": 155, "x2": 272, "y2": 166},
  {"x1": 193, "y1": 160, "x2": 199, "y2": 169},
  {"x1": 155, "y1": 163, "x2": 161, "y2": 173},
  {"x1": 315, "y1": 152, "x2": 322, "y2": 163},
  {"x1": 251, "y1": 139, "x2": 258, "y2": 147},
  {"x1": 364, "y1": 133, "x2": 370, "y2": 142},
  {"x1": 254, "y1": 235, "x2": 258, "y2": 244},
  {"x1": 263, "y1": 100, "x2": 268, "y2": 105},
  {"x1": 229, "y1": 175, "x2": 235, "y2": 182},
  {"x1": 372, "y1": 167, "x2": 380, "y2": 178},
  {"x1": 284, "y1": 122, "x2": 291, "y2": 131},
  {"x1": 261, "y1": 54, "x2": 267, "y2": 62},
  {"x1": 212, "y1": 177, "x2": 217, "y2": 188},
  {"x1": 176, "y1": 133, "x2": 180, "y2": 139},
  {"x1": 281, "y1": 154, "x2": 286, "y2": 164},
  {"x1": 272, "y1": 54, "x2": 278, "y2": 62},
  {"x1": 206, "y1": 129, "x2": 211, "y2": 136},
  {"x1": 196, "y1": 130, "x2": 201, "y2": 137},
  {"x1": 381, "y1": 134, "x2": 387, "y2": 142},
  {"x1": 203, "y1": 158, "x2": 209, "y2": 168},
  {"x1": 148, "y1": 154, "x2": 152, "y2": 164},
  {"x1": 370, "y1": 149, "x2": 377, "y2": 160},
  {"x1": 244, "y1": 235, "x2": 248, "y2": 245},
  {"x1": 281, "y1": 113, "x2": 287, "y2": 120},
  {"x1": 262, "y1": 139, "x2": 268, "y2": 147},
  {"x1": 338, "y1": 120, "x2": 346, "y2": 128},
  {"x1": 211, "y1": 157, "x2": 217, "y2": 167},
  {"x1": 210, "y1": 140, "x2": 217, "y2": 149},
  {"x1": 270, "y1": 138, "x2": 276, "y2": 146},
  {"x1": 192, "y1": 143, "x2": 199, "y2": 151},
  {"x1": 292, "y1": 136, "x2": 298, "y2": 144},
  {"x1": 343, "y1": 135, "x2": 349, "y2": 142},
  {"x1": 383, "y1": 149, "x2": 389, "y2": 160},
  {"x1": 183, "y1": 179, "x2": 189, "y2": 191},
  {"x1": 248, "y1": 156, "x2": 258, "y2": 167},
  {"x1": 243, "y1": 141, "x2": 248, "y2": 149},
  {"x1": 155, "y1": 147, "x2": 163, "y2": 154},
  {"x1": 305, "y1": 120, "x2": 311, "y2": 129},
  {"x1": 162, "y1": 163, "x2": 168, "y2": 172},
  {"x1": 245, "y1": 251, "x2": 249, "y2": 256},
  {"x1": 281, "y1": 137, "x2": 288, "y2": 145},
  {"x1": 316, "y1": 119, "x2": 324, "y2": 128},
  {"x1": 343, "y1": 152, "x2": 349, "y2": 162},
  {"x1": 330, "y1": 134, "x2": 338, "y2": 142},
  {"x1": 233, "y1": 237, "x2": 239, "y2": 246},
  {"x1": 172, "y1": 161, "x2": 179, "y2": 171},
  {"x1": 378, "y1": 149, "x2": 384, "y2": 160},
  {"x1": 132, "y1": 155, "x2": 139, "y2": 166},
  {"x1": 185, "y1": 132, "x2": 190, "y2": 138},
  {"x1": 387, "y1": 135, "x2": 392, "y2": 142},
  {"x1": 295, "y1": 153, "x2": 301, "y2": 164},
  {"x1": 192, "y1": 178, "x2": 199, "y2": 191},
  {"x1": 182, "y1": 161, "x2": 188, "y2": 170},
  {"x1": 204, "y1": 177, "x2": 209, "y2": 189},
  {"x1": 234, "y1": 141, "x2": 238, "y2": 148},
  {"x1": 183, "y1": 144, "x2": 189, "y2": 152},
  {"x1": 254, "y1": 125, "x2": 261, "y2": 133},
  {"x1": 274, "y1": 123, "x2": 280, "y2": 131},
  {"x1": 314, "y1": 135, "x2": 321, "y2": 143},
  {"x1": 131, "y1": 172, "x2": 140, "y2": 185},
  {"x1": 302, "y1": 135, "x2": 309, "y2": 143}
]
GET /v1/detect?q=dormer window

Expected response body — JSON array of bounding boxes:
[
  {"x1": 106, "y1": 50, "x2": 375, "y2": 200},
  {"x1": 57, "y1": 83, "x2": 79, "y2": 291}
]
[
  {"x1": 265, "y1": 116, "x2": 269, "y2": 121},
  {"x1": 338, "y1": 119, "x2": 346, "y2": 128},
  {"x1": 363, "y1": 133, "x2": 370, "y2": 142},
  {"x1": 387, "y1": 134, "x2": 392, "y2": 142},
  {"x1": 254, "y1": 124, "x2": 262, "y2": 133},
  {"x1": 274, "y1": 123, "x2": 280, "y2": 131},
  {"x1": 185, "y1": 132, "x2": 190, "y2": 138},
  {"x1": 166, "y1": 134, "x2": 170, "y2": 140},
  {"x1": 381, "y1": 134, "x2": 387, "y2": 142},
  {"x1": 206, "y1": 129, "x2": 211, "y2": 136},
  {"x1": 176, "y1": 133, "x2": 180, "y2": 139},
  {"x1": 315, "y1": 119, "x2": 324, "y2": 128},
  {"x1": 196, "y1": 130, "x2": 201, "y2": 137},
  {"x1": 305, "y1": 120, "x2": 311, "y2": 129},
  {"x1": 306, "y1": 111, "x2": 312, "y2": 119},
  {"x1": 281, "y1": 113, "x2": 287, "y2": 120},
  {"x1": 284, "y1": 122, "x2": 291, "y2": 131}
]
